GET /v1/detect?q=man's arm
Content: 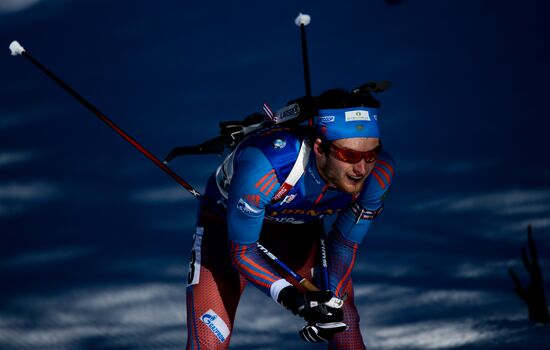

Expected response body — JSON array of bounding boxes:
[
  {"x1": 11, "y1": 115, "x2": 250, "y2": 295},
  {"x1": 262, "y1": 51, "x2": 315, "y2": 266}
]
[
  {"x1": 328, "y1": 150, "x2": 396, "y2": 298},
  {"x1": 226, "y1": 147, "x2": 293, "y2": 301}
]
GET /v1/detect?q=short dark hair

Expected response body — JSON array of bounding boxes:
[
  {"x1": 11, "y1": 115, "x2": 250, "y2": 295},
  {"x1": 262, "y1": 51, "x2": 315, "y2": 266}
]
[{"x1": 315, "y1": 88, "x2": 381, "y2": 110}]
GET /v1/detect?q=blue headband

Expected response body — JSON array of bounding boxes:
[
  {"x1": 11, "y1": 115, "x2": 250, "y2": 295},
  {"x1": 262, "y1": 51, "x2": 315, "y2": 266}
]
[{"x1": 314, "y1": 107, "x2": 380, "y2": 141}]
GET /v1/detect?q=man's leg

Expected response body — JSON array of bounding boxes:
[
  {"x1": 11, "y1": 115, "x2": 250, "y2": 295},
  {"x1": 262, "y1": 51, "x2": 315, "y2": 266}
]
[
  {"x1": 186, "y1": 210, "x2": 248, "y2": 350},
  {"x1": 328, "y1": 283, "x2": 366, "y2": 349}
]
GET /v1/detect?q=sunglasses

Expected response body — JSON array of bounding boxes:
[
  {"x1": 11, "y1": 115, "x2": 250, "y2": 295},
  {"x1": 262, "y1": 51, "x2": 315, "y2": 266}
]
[{"x1": 324, "y1": 140, "x2": 381, "y2": 164}]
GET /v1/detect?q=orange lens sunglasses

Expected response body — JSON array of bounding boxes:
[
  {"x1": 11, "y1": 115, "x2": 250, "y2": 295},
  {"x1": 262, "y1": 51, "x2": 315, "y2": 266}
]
[{"x1": 327, "y1": 141, "x2": 381, "y2": 164}]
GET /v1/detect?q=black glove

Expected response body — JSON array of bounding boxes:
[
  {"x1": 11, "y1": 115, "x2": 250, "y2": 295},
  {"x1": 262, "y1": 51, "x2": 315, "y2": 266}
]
[
  {"x1": 278, "y1": 286, "x2": 344, "y2": 323},
  {"x1": 299, "y1": 321, "x2": 349, "y2": 343}
]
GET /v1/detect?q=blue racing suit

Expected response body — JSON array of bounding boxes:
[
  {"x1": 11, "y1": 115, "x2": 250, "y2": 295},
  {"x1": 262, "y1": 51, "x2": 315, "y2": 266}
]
[{"x1": 186, "y1": 127, "x2": 395, "y2": 349}]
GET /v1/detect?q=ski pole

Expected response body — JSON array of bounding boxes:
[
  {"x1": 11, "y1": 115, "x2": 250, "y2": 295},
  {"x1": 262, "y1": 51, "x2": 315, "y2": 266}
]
[
  {"x1": 294, "y1": 13, "x2": 317, "y2": 125},
  {"x1": 295, "y1": 13, "x2": 312, "y2": 98},
  {"x1": 294, "y1": 14, "x2": 331, "y2": 290},
  {"x1": 9, "y1": 40, "x2": 321, "y2": 292},
  {"x1": 8, "y1": 41, "x2": 203, "y2": 200},
  {"x1": 319, "y1": 237, "x2": 330, "y2": 291},
  {"x1": 257, "y1": 243, "x2": 319, "y2": 292}
]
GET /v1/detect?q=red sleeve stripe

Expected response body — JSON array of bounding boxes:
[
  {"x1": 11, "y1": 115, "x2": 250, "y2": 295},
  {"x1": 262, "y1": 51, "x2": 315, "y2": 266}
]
[
  {"x1": 335, "y1": 243, "x2": 358, "y2": 296},
  {"x1": 260, "y1": 174, "x2": 277, "y2": 193},
  {"x1": 239, "y1": 259, "x2": 278, "y2": 283},
  {"x1": 265, "y1": 180, "x2": 278, "y2": 196},
  {"x1": 255, "y1": 169, "x2": 275, "y2": 188},
  {"x1": 375, "y1": 159, "x2": 394, "y2": 176},
  {"x1": 371, "y1": 170, "x2": 386, "y2": 189},
  {"x1": 240, "y1": 245, "x2": 278, "y2": 282},
  {"x1": 230, "y1": 243, "x2": 276, "y2": 288},
  {"x1": 374, "y1": 165, "x2": 391, "y2": 183},
  {"x1": 239, "y1": 261, "x2": 277, "y2": 288},
  {"x1": 238, "y1": 266, "x2": 272, "y2": 289}
]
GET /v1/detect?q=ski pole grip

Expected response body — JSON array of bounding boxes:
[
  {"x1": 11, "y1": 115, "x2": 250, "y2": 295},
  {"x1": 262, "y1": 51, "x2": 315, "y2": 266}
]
[{"x1": 300, "y1": 278, "x2": 320, "y2": 292}]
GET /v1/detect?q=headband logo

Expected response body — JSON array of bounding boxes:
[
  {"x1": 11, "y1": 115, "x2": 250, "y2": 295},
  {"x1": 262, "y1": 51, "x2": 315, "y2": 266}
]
[
  {"x1": 345, "y1": 110, "x2": 371, "y2": 122},
  {"x1": 319, "y1": 116, "x2": 335, "y2": 123}
]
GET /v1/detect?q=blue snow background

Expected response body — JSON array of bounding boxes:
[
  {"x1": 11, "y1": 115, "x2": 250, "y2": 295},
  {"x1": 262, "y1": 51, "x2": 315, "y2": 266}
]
[{"x1": 1, "y1": 0, "x2": 550, "y2": 349}]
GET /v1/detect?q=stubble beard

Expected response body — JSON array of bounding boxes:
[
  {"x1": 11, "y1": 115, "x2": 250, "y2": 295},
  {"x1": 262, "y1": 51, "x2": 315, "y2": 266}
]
[{"x1": 323, "y1": 165, "x2": 366, "y2": 195}]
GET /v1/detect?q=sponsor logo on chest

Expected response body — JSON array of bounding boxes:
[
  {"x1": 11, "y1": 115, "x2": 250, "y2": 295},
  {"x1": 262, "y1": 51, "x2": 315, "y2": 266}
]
[{"x1": 268, "y1": 208, "x2": 340, "y2": 217}]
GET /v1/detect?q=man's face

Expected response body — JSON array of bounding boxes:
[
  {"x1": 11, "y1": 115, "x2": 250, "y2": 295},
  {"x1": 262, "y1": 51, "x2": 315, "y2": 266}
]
[{"x1": 314, "y1": 137, "x2": 380, "y2": 194}]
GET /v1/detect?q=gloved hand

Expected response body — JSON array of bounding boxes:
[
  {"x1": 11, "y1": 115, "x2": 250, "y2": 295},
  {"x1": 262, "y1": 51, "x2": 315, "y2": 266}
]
[
  {"x1": 278, "y1": 286, "x2": 344, "y2": 323},
  {"x1": 299, "y1": 321, "x2": 349, "y2": 343}
]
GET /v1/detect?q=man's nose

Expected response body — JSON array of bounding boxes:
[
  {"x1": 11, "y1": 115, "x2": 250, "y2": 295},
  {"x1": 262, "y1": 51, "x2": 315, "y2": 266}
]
[{"x1": 352, "y1": 159, "x2": 368, "y2": 175}]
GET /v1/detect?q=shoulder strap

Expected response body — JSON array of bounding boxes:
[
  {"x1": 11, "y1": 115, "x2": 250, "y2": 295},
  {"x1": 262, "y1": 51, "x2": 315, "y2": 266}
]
[
  {"x1": 215, "y1": 127, "x2": 310, "y2": 203},
  {"x1": 270, "y1": 139, "x2": 310, "y2": 204}
]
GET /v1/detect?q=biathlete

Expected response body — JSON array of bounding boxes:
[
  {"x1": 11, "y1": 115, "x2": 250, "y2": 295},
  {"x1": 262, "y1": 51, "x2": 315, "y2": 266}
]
[{"x1": 186, "y1": 89, "x2": 395, "y2": 349}]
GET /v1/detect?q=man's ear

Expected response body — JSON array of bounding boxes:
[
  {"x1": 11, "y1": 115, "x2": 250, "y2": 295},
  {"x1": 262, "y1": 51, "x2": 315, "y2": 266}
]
[{"x1": 313, "y1": 138, "x2": 326, "y2": 157}]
